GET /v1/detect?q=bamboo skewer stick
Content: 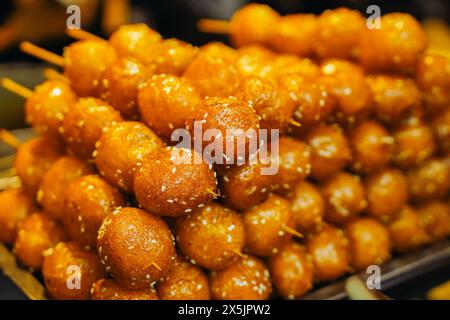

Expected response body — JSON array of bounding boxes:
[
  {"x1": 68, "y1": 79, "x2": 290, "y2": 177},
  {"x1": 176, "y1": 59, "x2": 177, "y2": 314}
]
[
  {"x1": 19, "y1": 41, "x2": 64, "y2": 67},
  {"x1": 197, "y1": 19, "x2": 231, "y2": 34}
]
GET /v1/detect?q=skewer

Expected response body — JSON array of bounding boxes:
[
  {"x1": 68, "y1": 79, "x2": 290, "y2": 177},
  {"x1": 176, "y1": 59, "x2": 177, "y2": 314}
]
[
  {"x1": 66, "y1": 28, "x2": 104, "y2": 42},
  {"x1": 232, "y1": 248, "x2": 248, "y2": 259},
  {"x1": 1, "y1": 78, "x2": 32, "y2": 99},
  {"x1": 19, "y1": 41, "x2": 64, "y2": 67},
  {"x1": 43, "y1": 68, "x2": 69, "y2": 84},
  {"x1": 0, "y1": 129, "x2": 21, "y2": 149},
  {"x1": 197, "y1": 19, "x2": 231, "y2": 34},
  {"x1": 282, "y1": 225, "x2": 303, "y2": 239}
]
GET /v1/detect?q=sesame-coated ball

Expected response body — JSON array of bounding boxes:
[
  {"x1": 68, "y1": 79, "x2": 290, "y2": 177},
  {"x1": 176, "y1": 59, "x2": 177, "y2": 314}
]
[
  {"x1": 417, "y1": 201, "x2": 450, "y2": 243},
  {"x1": 154, "y1": 38, "x2": 199, "y2": 75}
]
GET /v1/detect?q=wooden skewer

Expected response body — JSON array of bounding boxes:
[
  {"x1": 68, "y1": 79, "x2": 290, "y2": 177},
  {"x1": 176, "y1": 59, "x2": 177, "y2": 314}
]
[
  {"x1": 1, "y1": 78, "x2": 32, "y2": 99},
  {"x1": 19, "y1": 41, "x2": 64, "y2": 67},
  {"x1": 282, "y1": 225, "x2": 303, "y2": 239},
  {"x1": 43, "y1": 68, "x2": 69, "y2": 84},
  {"x1": 232, "y1": 248, "x2": 248, "y2": 259},
  {"x1": 66, "y1": 28, "x2": 104, "y2": 42},
  {"x1": 0, "y1": 129, "x2": 21, "y2": 149},
  {"x1": 197, "y1": 19, "x2": 231, "y2": 34}
]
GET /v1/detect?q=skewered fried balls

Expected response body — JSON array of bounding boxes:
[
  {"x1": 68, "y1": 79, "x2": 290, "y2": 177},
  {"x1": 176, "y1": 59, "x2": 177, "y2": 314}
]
[
  {"x1": 431, "y1": 107, "x2": 450, "y2": 153},
  {"x1": 365, "y1": 168, "x2": 409, "y2": 223},
  {"x1": 37, "y1": 156, "x2": 93, "y2": 222},
  {"x1": 288, "y1": 181, "x2": 324, "y2": 233},
  {"x1": 243, "y1": 194, "x2": 296, "y2": 257},
  {"x1": 322, "y1": 172, "x2": 366, "y2": 225},
  {"x1": 407, "y1": 158, "x2": 450, "y2": 202},
  {"x1": 61, "y1": 97, "x2": 123, "y2": 159},
  {"x1": 388, "y1": 206, "x2": 429, "y2": 252},
  {"x1": 91, "y1": 279, "x2": 159, "y2": 300},
  {"x1": 95, "y1": 121, "x2": 163, "y2": 193},
  {"x1": 269, "y1": 241, "x2": 313, "y2": 299},
  {"x1": 138, "y1": 74, "x2": 201, "y2": 139},
  {"x1": 134, "y1": 147, "x2": 217, "y2": 217},
  {"x1": 158, "y1": 256, "x2": 210, "y2": 300},
  {"x1": 0, "y1": 188, "x2": 37, "y2": 245},
  {"x1": 14, "y1": 138, "x2": 62, "y2": 195},
  {"x1": 360, "y1": 13, "x2": 427, "y2": 73},
  {"x1": 97, "y1": 207, "x2": 176, "y2": 289},
  {"x1": 99, "y1": 57, "x2": 155, "y2": 119},
  {"x1": 306, "y1": 124, "x2": 352, "y2": 181},
  {"x1": 314, "y1": 8, "x2": 364, "y2": 60},
  {"x1": 42, "y1": 241, "x2": 106, "y2": 300},
  {"x1": 63, "y1": 174, "x2": 125, "y2": 248},
  {"x1": 306, "y1": 225, "x2": 350, "y2": 281},
  {"x1": 63, "y1": 39, "x2": 118, "y2": 97},
  {"x1": 345, "y1": 218, "x2": 391, "y2": 271},
  {"x1": 175, "y1": 202, "x2": 246, "y2": 270},
  {"x1": 13, "y1": 212, "x2": 67, "y2": 270},
  {"x1": 109, "y1": 23, "x2": 162, "y2": 64},
  {"x1": 349, "y1": 120, "x2": 393, "y2": 174},
  {"x1": 235, "y1": 45, "x2": 275, "y2": 79},
  {"x1": 154, "y1": 38, "x2": 199, "y2": 75},
  {"x1": 211, "y1": 255, "x2": 272, "y2": 300},
  {"x1": 417, "y1": 201, "x2": 450, "y2": 243}
]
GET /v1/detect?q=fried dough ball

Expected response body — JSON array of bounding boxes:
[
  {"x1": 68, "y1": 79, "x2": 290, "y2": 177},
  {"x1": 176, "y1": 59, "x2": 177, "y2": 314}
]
[
  {"x1": 13, "y1": 213, "x2": 67, "y2": 270},
  {"x1": 306, "y1": 124, "x2": 352, "y2": 181},
  {"x1": 91, "y1": 279, "x2": 159, "y2": 300},
  {"x1": 200, "y1": 42, "x2": 239, "y2": 64},
  {"x1": 155, "y1": 38, "x2": 199, "y2": 75},
  {"x1": 242, "y1": 194, "x2": 296, "y2": 257},
  {"x1": 431, "y1": 107, "x2": 450, "y2": 153},
  {"x1": 95, "y1": 121, "x2": 163, "y2": 193},
  {"x1": 14, "y1": 138, "x2": 62, "y2": 195},
  {"x1": 187, "y1": 96, "x2": 260, "y2": 164},
  {"x1": 229, "y1": 4, "x2": 280, "y2": 47},
  {"x1": 134, "y1": 147, "x2": 217, "y2": 217},
  {"x1": 234, "y1": 45, "x2": 276, "y2": 79},
  {"x1": 388, "y1": 206, "x2": 429, "y2": 252},
  {"x1": 97, "y1": 207, "x2": 176, "y2": 289},
  {"x1": 175, "y1": 203, "x2": 245, "y2": 270},
  {"x1": 61, "y1": 97, "x2": 123, "y2": 159},
  {"x1": 42, "y1": 241, "x2": 105, "y2": 300},
  {"x1": 314, "y1": 8, "x2": 364, "y2": 60},
  {"x1": 270, "y1": 14, "x2": 317, "y2": 56},
  {"x1": 366, "y1": 75, "x2": 421, "y2": 123},
  {"x1": 183, "y1": 52, "x2": 240, "y2": 97},
  {"x1": 360, "y1": 13, "x2": 427, "y2": 73},
  {"x1": 138, "y1": 74, "x2": 200, "y2": 139},
  {"x1": 0, "y1": 188, "x2": 37, "y2": 245},
  {"x1": 417, "y1": 201, "x2": 450, "y2": 242},
  {"x1": 211, "y1": 255, "x2": 272, "y2": 300},
  {"x1": 269, "y1": 241, "x2": 313, "y2": 299},
  {"x1": 392, "y1": 120, "x2": 436, "y2": 168},
  {"x1": 349, "y1": 120, "x2": 394, "y2": 174},
  {"x1": 322, "y1": 172, "x2": 366, "y2": 225},
  {"x1": 416, "y1": 52, "x2": 450, "y2": 113},
  {"x1": 235, "y1": 76, "x2": 295, "y2": 132},
  {"x1": 109, "y1": 23, "x2": 162, "y2": 64},
  {"x1": 365, "y1": 168, "x2": 409, "y2": 223},
  {"x1": 63, "y1": 39, "x2": 118, "y2": 97},
  {"x1": 306, "y1": 225, "x2": 350, "y2": 281},
  {"x1": 25, "y1": 80, "x2": 76, "y2": 143},
  {"x1": 37, "y1": 156, "x2": 93, "y2": 221},
  {"x1": 407, "y1": 158, "x2": 450, "y2": 202},
  {"x1": 272, "y1": 137, "x2": 311, "y2": 194},
  {"x1": 273, "y1": 56, "x2": 320, "y2": 79},
  {"x1": 98, "y1": 57, "x2": 154, "y2": 119},
  {"x1": 287, "y1": 181, "x2": 324, "y2": 233},
  {"x1": 345, "y1": 218, "x2": 391, "y2": 271},
  {"x1": 158, "y1": 257, "x2": 210, "y2": 300},
  {"x1": 63, "y1": 175, "x2": 125, "y2": 248}
]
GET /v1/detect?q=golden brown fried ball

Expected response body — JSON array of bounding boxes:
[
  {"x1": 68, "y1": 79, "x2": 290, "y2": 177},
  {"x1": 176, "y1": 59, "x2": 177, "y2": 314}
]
[
  {"x1": 91, "y1": 279, "x2": 159, "y2": 300},
  {"x1": 287, "y1": 181, "x2": 324, "y2": 233},
  {"x1": 63, "y1": 39, "x2": 118, "y2": 97},
  {"x1": 242, "y1": 194, "x2": 296, "y2": 257},
  {"x1": 199, "y1": 42, "x2": 239, "y2": 64},
  {"x1": 13, "y1": 212, "x2": 67, "y2": 270},
  {"x1": 234, "y1": 45, "x2": 276, "y2": 79},
  {"x1": 306, "y1": 124, "x2": 352, "y2": 181},
  {"x1": 417, "y1": 201, "x2": 450, "y2": 242},
  {"x1": 306, "y1": 225, "x2": 350, "y2": 282},
  {"x1": 43, "y1": 241, "x2": 105, "y2": 300},
  {"x1": 97, "y1": 207, "x2": 176, "y2": 289},
  {"x1": 0, "y1": 188, "x2": 37, "y2": 245},
  {"x1": 175, "y1": 202, "x2": 246, "y2": 270},
  {"x1": 61, "y1": 97, "x2": 123, "y2": 159},
  {"x1": 388, "y1": 206, "x2": 429, "y2": 252},
  {"x1": 158, "y1": 256, "x2": 210, "y2": 300},
  {"x1": 134, "y1": 147, "x2": 217, "y2": 217},
  {"x1": 273, "y1": 56, "x2": 320, "y2": 79},
  {"x1": 14, "y1": 138, "x2": 62, "y2": 195},
  {"x1": 314, "y1": 8, "x2": 364, "y2": 60},
  {"x1": 63, "y1": 174, "x2": 125, "y2": 248},
  {"x1": 345, "y1": 218, "x2": 391, "y2": 271},
  {"x1": 430, "y1": 107, "x2": 450, "y2": 153},
  {"x1": 155, "y1": 38, "x2": 199, "y2": 75},
  {"x1": 269, "y1": 241, "x2": 313, "y2": 299},
  {"x1": 138, "y1": 74, "x2": 201, "y2": 139},
  {"x1": 211, "y1": 255, "x2": 272, "y2": 300},
  {"x1": 360, "y1": 13, "x2": 427, "y2": 73},
  {"x1": 365, "y1": 168, "x2": 409, "y2": 223}
]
